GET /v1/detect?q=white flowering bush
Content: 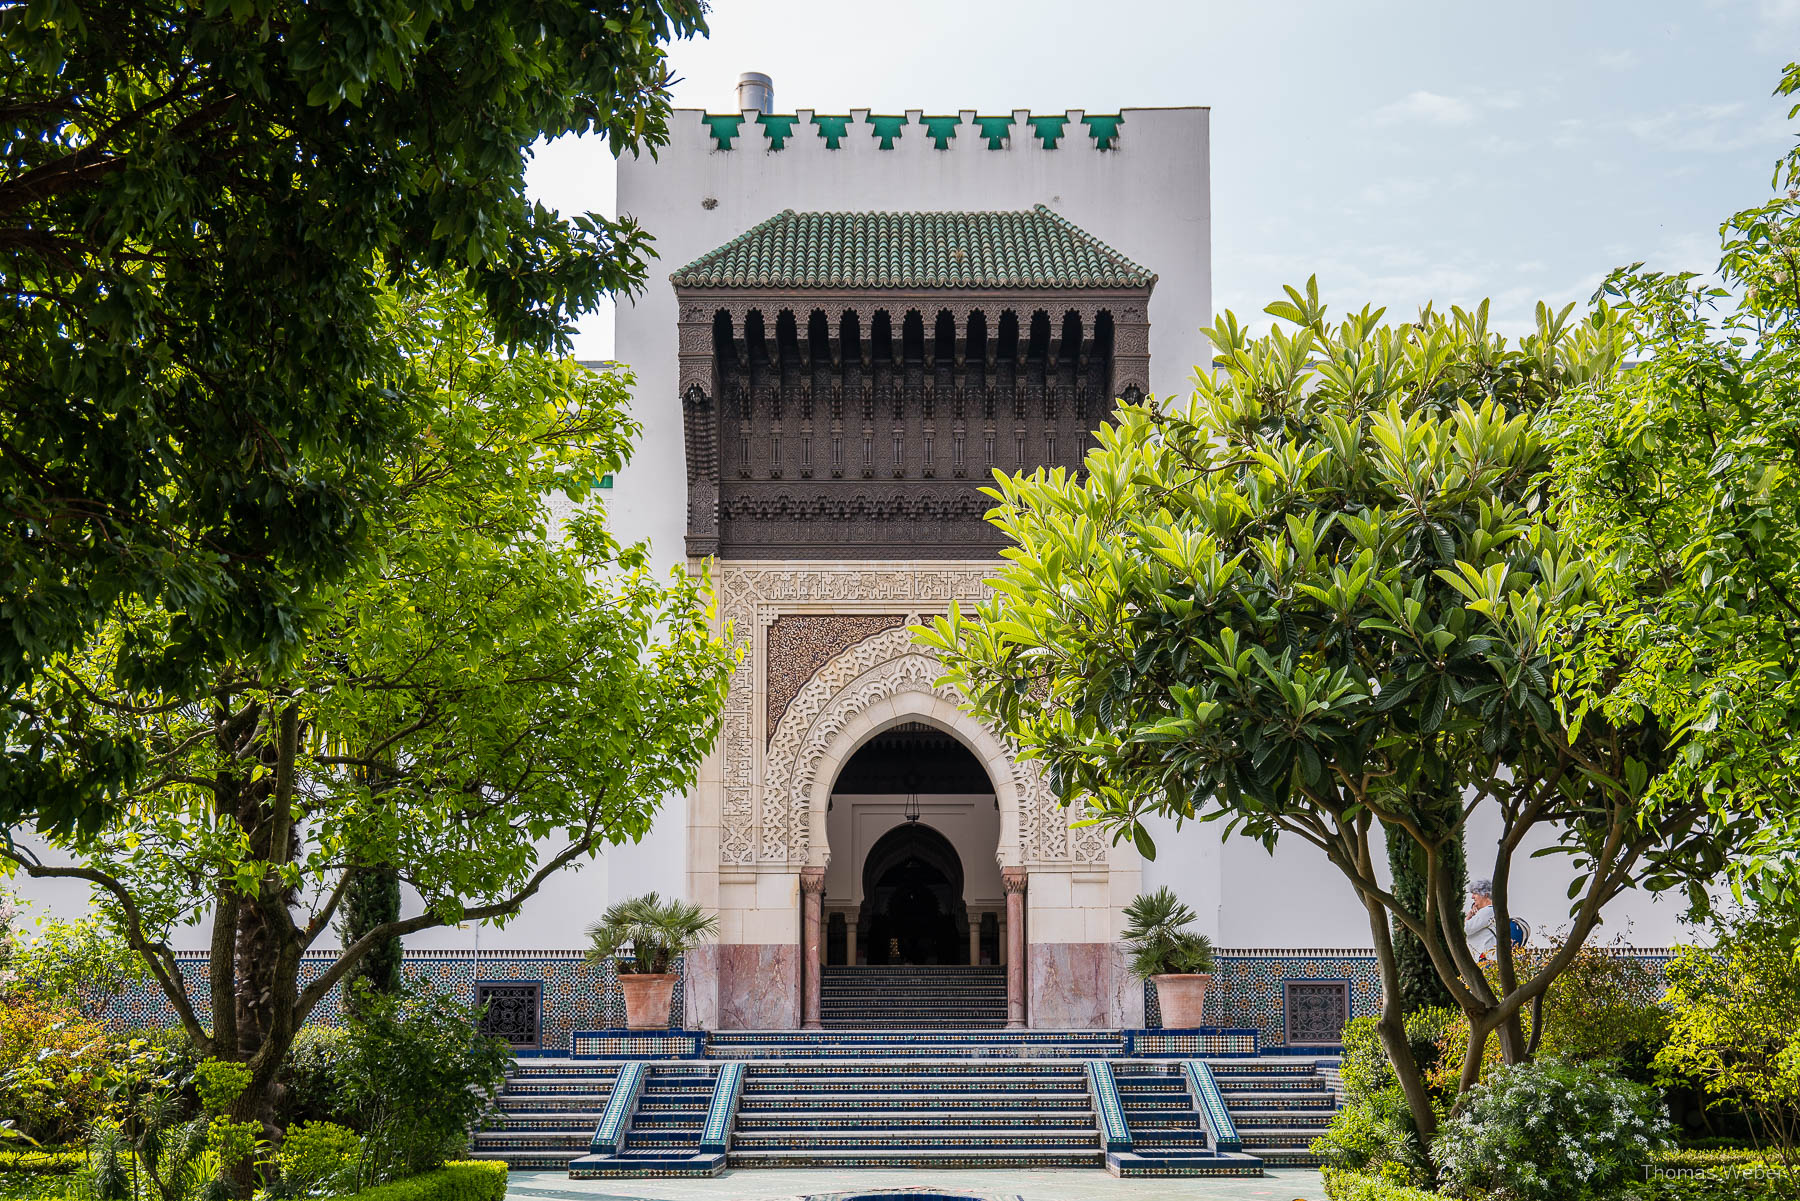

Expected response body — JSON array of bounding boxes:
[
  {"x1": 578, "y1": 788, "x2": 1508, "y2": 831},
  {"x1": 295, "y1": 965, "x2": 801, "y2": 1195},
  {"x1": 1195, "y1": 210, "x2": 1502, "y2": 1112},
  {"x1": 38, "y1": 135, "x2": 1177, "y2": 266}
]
[{"x1": 1434, "y1": 1059, "x2": 1672, "y2": 1200}]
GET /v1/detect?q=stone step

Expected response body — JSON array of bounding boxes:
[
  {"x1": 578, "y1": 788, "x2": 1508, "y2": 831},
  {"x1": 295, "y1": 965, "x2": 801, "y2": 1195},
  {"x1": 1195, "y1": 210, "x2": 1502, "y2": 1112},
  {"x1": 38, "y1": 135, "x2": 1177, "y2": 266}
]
[
  {"x1": 735, "y1": 1112, "x2": 1097, "y2": 1131},
  {"x1": 489, "y1": 1114, "x2": 604, "y2": 1131},
  {"x1": 729, "y1": 1129, "x2": 1102, "y2": 1150},
  {"x1": 739, "y1": 1092, "x2": 1092, "y2": 1109},
  {"x1": 497, "y1": 1097, "x2": 607, "y2": 1113},
  {"x1": 727, "y1": 1148, "x2": 1105, "y2": 1168}
]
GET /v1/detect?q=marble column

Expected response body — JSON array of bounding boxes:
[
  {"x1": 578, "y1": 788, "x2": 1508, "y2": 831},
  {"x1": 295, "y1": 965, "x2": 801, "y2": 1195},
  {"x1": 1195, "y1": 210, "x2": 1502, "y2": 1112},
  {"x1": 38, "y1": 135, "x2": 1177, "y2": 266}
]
[
  {"x1": 1002, "y1": 868, "x2": 1028, "y2": 1029},
  {"x1": 800, "y1": 868, "x2": 826, "y2": 1030}
]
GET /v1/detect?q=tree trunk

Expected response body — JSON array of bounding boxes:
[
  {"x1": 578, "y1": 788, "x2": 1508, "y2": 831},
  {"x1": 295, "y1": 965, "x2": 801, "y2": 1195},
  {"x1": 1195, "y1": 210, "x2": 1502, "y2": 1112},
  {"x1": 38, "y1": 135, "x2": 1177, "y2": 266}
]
[
  {"x1": 1387, "y1": 825, "x2": 1466, "y2": 1015},
  {"x1": 1365, "y1": 890, "x2": 1439, "y2": 1152},
  {"x1": 342, "y1": 864, "x2": 403, "y2": 1016}
]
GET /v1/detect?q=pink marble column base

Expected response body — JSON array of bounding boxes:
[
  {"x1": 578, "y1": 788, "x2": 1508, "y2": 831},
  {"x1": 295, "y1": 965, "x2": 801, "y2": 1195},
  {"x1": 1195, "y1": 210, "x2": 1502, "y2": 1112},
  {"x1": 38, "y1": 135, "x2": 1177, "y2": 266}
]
[
  {"x1": 1027, "y1": 942, "x2": 1116, "y2": 1029},
  {"x1": 716, "y1": 944, "x2": 800, "y2": 1029}
]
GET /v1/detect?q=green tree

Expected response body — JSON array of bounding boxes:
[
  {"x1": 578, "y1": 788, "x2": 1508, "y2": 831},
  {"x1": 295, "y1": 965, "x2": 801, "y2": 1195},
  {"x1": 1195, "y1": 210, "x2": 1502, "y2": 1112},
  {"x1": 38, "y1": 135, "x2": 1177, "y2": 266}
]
[
  {"x1": 1656, "y1": 911, "x2": 1800, "y2": 1186},
  {"x1": 1, "y1": 0, "x2": 707, "y2": 835},
  {"x1": 1546, "y1": 64, "x2": 1800, "y2": 914},
  {"x1": 339, "y1": 866, "x2": 402, "y2": 1017},
  {"x1": 2, "y1": 282, "x2": 734, "y2": 1135},
  {"x1": 921, "y1": 287, "x2": 1750, "y2": 1152}
]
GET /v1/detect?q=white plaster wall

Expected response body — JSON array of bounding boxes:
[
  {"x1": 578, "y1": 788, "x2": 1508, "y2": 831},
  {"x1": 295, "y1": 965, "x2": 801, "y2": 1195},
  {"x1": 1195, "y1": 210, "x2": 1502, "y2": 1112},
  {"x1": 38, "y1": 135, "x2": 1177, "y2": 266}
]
[{"x1": 1143, "y1": 799, "x2": 1698, "y2": 950}]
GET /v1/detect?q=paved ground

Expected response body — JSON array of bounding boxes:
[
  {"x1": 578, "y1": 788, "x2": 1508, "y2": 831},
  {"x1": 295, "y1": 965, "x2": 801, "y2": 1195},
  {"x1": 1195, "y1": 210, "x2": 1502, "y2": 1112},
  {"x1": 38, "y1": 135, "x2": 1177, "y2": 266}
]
[{"x1": 504, "y1": 1167, "x2": 1327, "y2": 1201}]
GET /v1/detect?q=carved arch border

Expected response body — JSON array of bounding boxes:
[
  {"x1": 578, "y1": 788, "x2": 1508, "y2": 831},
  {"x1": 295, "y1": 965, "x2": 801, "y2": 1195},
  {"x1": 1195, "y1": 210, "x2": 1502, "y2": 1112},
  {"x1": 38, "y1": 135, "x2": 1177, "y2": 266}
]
[
  {"x1": 762, "y1": 622, "x2": 1083, "y2": 871},
  {"x1": 713, "y1": 563, "x2": 1105, "y2": 871}
]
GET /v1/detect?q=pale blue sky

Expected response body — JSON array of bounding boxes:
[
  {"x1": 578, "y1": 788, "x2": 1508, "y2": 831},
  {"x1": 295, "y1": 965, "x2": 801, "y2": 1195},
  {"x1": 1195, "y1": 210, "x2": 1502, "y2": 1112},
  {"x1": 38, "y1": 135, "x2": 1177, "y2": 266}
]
[{"x1": 527, "y1": 0, "x2": 1798, "y2": 358}]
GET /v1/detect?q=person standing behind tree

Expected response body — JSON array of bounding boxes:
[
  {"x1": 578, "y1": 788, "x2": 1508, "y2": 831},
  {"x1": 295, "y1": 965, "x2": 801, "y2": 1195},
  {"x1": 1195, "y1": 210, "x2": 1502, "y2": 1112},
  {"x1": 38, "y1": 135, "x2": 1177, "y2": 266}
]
[{"x1": 1466, "y1": 879, "x2": 1499, "y2": 963}]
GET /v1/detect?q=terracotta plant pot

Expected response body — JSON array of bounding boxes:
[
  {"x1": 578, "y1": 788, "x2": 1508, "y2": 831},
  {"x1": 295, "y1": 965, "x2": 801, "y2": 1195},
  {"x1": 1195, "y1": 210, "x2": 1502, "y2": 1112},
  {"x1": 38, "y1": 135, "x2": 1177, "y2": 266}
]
[
  {"x1": 618, "y1": 972, "x2": 678, "y2": 1030},
  {"x1": 1151, "y1": 972, "x2": 1212, "y2": 1029}
]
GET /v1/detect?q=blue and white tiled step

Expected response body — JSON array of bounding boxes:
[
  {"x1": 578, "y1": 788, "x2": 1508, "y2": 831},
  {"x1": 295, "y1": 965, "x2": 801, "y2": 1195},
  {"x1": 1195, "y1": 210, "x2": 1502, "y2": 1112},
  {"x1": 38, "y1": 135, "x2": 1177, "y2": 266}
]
[
  {"x1": 1209, "y1": 1058, "x2": 1338, "y2": 1166},
  {"x1": 727, "y1": 1058, "x2": 1102, "y2": 1168},
  {"x1": 706, "y1": 1028, "x2": 1126, "y2": 1059},
  {"x1": 468, "y1": 1062, "x2": 618, "y2": 1170}
]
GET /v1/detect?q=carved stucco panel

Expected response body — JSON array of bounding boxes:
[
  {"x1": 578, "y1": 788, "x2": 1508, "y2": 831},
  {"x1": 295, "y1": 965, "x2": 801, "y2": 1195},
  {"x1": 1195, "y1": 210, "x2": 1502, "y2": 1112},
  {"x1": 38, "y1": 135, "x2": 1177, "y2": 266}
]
[{"x1": 714, "y1": 562, "x2": 1097, "y2": 870}]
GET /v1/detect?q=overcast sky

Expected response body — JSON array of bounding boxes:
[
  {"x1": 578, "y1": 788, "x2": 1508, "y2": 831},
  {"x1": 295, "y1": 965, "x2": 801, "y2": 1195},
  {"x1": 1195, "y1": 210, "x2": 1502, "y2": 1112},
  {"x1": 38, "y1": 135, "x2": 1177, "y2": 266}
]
[{"x1": 527, "y1": 0, "x2": 1799, "y2": 360}]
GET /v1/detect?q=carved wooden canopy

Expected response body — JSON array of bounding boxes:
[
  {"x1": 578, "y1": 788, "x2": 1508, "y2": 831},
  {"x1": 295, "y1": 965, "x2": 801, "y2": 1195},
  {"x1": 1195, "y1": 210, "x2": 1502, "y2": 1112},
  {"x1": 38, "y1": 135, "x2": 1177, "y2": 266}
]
[{"x1": 675, "y1": 287, "x2": 1153, "y2": 559}]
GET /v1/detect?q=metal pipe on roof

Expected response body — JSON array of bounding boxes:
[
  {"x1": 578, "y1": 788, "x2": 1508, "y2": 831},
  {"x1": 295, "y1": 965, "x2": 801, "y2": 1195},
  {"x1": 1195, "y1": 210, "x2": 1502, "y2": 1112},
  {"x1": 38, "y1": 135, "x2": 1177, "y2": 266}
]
[{"x1": 737, "y1": 72, "x2": 773, "y2": 114}]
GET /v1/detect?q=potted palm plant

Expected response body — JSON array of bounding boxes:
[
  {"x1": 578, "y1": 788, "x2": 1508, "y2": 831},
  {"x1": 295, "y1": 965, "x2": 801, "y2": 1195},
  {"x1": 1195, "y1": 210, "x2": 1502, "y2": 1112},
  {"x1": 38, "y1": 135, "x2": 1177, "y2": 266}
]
[
  {"x1": 585, "y1": 893, "x2": 719, "y2": 1030},
  {"x1": 1122, "y1": 887, "x2": 1216, "y2": 1029}
]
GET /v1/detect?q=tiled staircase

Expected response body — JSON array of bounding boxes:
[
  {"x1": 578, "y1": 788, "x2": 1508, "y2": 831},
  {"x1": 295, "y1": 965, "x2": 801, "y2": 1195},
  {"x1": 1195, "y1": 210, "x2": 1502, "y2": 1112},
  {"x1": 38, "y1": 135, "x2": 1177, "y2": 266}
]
[
  {"x1": 1114, "y1": 1065, "x2": 1212, "y2": 1158},
  {"x1": 728, "y1": 1059, "x2": 1104, "y2": 1168},
  {"x1": 1211, "y1": 1058, "x2": 1337, "y2": 1166},
  {"x1": 707, "y1": 1028, "x2": 1123, "y2": 1058},
  {"x1": 468, "y1": 1061, "x2": 618, "y2": 1169},
  {"x1": 469, "y1": 1040, "x2": 1336, "y2": 1177},
  {"x1": 610, "y1": 1067, "x2": 714, "y2": 1164},
  {"x1": 819, "y1": 964, "x2": 1007, "y2": 1028}
]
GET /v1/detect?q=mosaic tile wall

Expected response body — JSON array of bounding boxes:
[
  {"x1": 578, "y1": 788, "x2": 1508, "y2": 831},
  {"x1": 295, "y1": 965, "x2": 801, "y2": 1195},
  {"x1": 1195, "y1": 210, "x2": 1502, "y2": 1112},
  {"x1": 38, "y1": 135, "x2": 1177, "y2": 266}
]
[
  {"x1": 104, "y1": 951, "x2": 686, "y2": 1053},
  {"x1": 1146, "y1": 950, "x2": 1674, "y2": 1047},
  {"x1": 104, "y1": 947, "x2": 1670, "y2": 1050}
]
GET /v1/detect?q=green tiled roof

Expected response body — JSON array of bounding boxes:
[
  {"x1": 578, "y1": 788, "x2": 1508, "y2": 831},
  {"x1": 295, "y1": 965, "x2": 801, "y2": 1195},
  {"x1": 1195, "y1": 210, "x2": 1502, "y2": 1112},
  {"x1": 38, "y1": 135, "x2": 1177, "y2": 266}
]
[{"x1": 670, "y1": 205, "x2": 1155, "y2": 290}]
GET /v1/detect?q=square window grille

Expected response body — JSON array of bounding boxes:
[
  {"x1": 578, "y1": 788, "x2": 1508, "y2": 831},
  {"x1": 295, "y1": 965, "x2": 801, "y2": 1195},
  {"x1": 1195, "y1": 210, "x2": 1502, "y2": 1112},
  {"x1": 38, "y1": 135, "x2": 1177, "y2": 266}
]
[
  {"x1": 474, "y1": 981, "x2": 542, "y2": 1049},
  {"x1": 1283, "y1": 979, "x2": 1351, "y2": 1047}
]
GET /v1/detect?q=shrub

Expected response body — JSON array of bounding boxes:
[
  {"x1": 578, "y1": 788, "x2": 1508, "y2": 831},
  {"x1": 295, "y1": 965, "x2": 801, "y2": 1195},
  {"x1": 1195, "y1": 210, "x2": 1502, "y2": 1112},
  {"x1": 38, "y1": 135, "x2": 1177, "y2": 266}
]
[
  {"x1": 1656, "y1": 912, "x2": 1800, "y2": 1182},
  {"x1": 0, "y1": 1149, "x2": 85, "y2": 1175},
  {"x1": 278, "y1": 1027, "x2": 355, "y2": 1131},
  {"x1": 342, "y1": 1161, "x2": 505, "y2": 1201},
  {"x1": 1320, "y1": 1166, "x2": 1447, "y2": 1200},
  {"x1": 1434, "y1": 1058, "x2": 1672, "y2": 1201},
  {"x1": 337, "y1": 985, "x2": 509, "y2": 1184},
  {"x1": 277, "y1": 1121, "x2": 360, "y2": 1195},
  {"x1": 1427, "y1": 944, "x2": 1670, "y2": 1094},
  {"x1": 10, "y1": 916, "x2": 148, "y2": 1022},
  {"x1": 1316, "y1": 1010, "x2": 1457, "y2": 1186},
  {"x1": 0, "y1": 999, "x2": 109, "y2": 1144}
]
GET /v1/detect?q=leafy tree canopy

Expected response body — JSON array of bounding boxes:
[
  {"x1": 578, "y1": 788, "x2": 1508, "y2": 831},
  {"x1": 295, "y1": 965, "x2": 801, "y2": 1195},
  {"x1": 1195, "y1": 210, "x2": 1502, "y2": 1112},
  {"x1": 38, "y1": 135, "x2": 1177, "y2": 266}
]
[
  {"x1": 922, "y1": 283, "x2": 1756, "y2": 1148},
  {"x1": 1, "y1": 0, "x2": 706, "y2": 834},
  {"x1": 2, "y1": 281, "x2": 734, "y2": 1123}
]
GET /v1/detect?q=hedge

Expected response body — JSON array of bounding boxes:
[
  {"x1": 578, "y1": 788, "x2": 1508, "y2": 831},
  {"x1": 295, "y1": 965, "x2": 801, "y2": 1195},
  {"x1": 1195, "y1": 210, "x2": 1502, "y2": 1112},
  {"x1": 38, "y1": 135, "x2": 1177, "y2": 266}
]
[
  {"x1": 1320, "y1": 1167, "x2": 1447, "y2": 1201},
  {"x1": 0, "y1": 1150, "x2": 85, "y2": 1175},
  {"x1": 339, "y1": 1162, "x2": 507, "y2": 1201},
  {"x1": 1654, "y1": 1147, "x2": 1782, "y2": 1170}
]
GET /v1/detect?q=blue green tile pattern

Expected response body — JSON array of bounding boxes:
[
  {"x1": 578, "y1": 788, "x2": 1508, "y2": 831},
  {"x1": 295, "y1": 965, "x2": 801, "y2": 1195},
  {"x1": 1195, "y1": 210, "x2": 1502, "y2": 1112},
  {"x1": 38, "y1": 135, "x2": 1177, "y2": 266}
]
[
  {"x1": 1183, "y1": 1060, "x2": 1242, "y2": 1153},
  {"x1": 698, "y1": 1062, "x2": 743, "y2": 1154},
  {"x1": 1085, "y1": 1060, "x2": 1132, "y2": 1152},
  {"x1": 670, "y1": 206, "x2": 1154, "y2": 290},
  {"x1": 589, "y1": 1061, "x2": 645, "y2": 1155}
]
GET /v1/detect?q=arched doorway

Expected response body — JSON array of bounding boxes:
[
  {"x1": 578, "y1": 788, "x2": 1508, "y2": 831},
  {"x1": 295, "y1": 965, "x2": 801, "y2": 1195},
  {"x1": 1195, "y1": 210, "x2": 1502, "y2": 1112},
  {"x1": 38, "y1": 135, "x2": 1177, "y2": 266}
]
[
  {"x1": 817, "y1": 720, "x2": 1007, "y2": 1027},
  {"x1": 859, "y1": 823, "x2": 967, "y2": 965}
]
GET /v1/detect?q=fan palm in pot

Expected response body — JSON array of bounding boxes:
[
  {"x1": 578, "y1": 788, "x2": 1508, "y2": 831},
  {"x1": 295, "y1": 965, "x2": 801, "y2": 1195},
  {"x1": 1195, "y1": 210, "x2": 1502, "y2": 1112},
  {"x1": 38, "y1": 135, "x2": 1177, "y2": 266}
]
[
  {"x1": 585, "y1": 893, "x2": 720, "y2": 1030},
  {"x1": 1123, "y1": 887, "x2": 1216, "y2": 1029}
]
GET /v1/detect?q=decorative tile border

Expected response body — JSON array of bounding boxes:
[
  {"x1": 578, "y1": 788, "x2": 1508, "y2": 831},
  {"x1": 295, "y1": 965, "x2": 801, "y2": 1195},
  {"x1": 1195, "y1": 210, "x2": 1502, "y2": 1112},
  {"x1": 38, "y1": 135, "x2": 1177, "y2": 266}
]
[
  {"x1": 699, "y1": 1061, "x2": 745, "y2": 1154},
  {"x1": 104, "y1": 950, "x2": 685, "y2": 1054},
  {"x1": 570, "y1": 1029, "x2": 706, "y2": 1059},
  {"x1": 1084, "y1": 1060, "x2": 1131, "y2": 1153},
  {"x1": 103, "y1": 947, "x2": 1671, "y2": 1048},
  {"x1": 1182, "y1": 1060, "x2": 1241, "y2": 1153},
  {"x1": 1124, "y1": 1028, "x2": 1260, "y2": 1057}
]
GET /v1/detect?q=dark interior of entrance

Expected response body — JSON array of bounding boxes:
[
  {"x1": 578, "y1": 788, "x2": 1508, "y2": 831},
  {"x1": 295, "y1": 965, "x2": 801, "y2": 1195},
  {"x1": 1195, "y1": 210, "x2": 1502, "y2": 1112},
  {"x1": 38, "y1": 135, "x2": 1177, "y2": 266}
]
[
  {"x1": 860, "y1": 823, "x2": 967, "y2": 964},
  {"x1": 831, "y1": 724, "x2": 991, "y2": 966}
]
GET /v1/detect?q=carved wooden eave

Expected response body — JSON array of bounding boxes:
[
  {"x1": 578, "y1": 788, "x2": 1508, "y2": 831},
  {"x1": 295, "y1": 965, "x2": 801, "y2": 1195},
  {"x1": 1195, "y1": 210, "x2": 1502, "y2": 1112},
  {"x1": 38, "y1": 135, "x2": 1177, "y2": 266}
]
[{"x1": 674, "y1": 284, "x2": 1153, "y2": 559}]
